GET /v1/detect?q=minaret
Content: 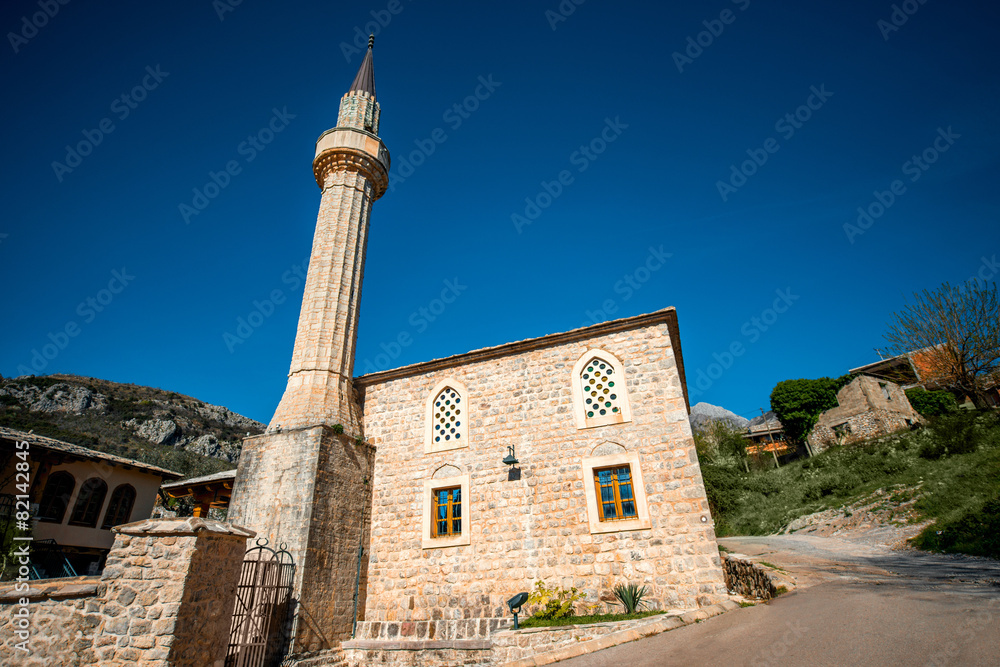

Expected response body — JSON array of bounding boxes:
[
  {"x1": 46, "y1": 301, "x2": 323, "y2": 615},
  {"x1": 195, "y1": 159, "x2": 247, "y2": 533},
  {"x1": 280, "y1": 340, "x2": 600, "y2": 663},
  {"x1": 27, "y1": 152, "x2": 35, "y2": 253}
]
[
  {"x1": 269, "y1": 35, "x2": 389, "y2": 435},
  {"x1": 228, "y1": 38, "x2": 386, "y2": 656}
]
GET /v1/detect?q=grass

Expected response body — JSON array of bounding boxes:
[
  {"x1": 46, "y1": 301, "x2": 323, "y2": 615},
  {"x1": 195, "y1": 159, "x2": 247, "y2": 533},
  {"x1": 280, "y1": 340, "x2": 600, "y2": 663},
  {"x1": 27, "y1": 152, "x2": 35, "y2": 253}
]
[
  {"x1": 701, "y1": 411, "x2": 1000, "y2": 558},
  {"x1": 519, "y1": 610, "x2": 665, "y2": 629},
  {"x1": 757, "y1": 561, "x2": 788, "y2": 573}
]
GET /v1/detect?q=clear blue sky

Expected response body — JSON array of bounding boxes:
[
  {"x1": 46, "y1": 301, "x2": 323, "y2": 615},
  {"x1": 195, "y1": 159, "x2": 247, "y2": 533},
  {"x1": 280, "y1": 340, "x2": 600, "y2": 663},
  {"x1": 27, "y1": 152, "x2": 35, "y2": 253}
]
[{"x1": 2, "y1": 0, "x2": 998, "y2": 423}]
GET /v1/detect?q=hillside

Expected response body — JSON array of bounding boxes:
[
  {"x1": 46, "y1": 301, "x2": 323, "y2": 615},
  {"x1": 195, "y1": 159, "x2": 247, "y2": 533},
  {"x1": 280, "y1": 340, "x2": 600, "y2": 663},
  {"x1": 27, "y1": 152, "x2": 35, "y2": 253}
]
[
  {"x1": 701, "y1": 411, "x2": 1000, "y2": 559},
  {"x1": 0, "y1": 374, "x2": 263, "y2": 478}
]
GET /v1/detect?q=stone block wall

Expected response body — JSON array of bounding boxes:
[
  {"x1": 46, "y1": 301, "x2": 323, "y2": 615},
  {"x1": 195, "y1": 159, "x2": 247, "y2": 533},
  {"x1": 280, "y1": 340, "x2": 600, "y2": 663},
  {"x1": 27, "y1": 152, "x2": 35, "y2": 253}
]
[
  {"x1": 229, "y1": 427, "x2": 375, "y2": 653},
  {"x1": 355, "y1": 310, "x2": 727, "y2": 625},
  {"x1": 0, "y1": 518, "x2": 250, "y2": 667},
  {"x1": 720, "y1": 553, "x2": 777, "y2": 600},
  {"x1": 0, "y1": 577, "x2": 101, "y2": 666},
  {"x1": 809, "y1": 376, "x2": 922, "y2": 450}
]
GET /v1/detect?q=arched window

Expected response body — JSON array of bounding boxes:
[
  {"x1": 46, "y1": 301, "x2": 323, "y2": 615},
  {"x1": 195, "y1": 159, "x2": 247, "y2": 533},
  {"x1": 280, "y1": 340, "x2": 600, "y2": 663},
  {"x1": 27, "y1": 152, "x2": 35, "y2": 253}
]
[
  {"x1": 68, "y1": 478, "x2": 108, "y2": 528},
  {"x1": 572, "y1": 350, "x2": 632, "y2": 429},
  {"x1": 37, "y1": 471, "x2": 75, "y2": 524},
  {"x1": 425, "y1": 379, "x2": 469, "y2": 453},
  {"x1": 101, "y1": 484, "x2": 136, "y2": 529}
]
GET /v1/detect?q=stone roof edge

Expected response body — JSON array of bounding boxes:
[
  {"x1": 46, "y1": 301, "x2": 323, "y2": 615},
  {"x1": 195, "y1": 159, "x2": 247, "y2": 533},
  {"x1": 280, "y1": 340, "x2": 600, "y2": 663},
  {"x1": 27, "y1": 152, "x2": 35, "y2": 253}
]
[
  {"x1": 113, "y1": 517, "x2": 255, "y2": 538},
  {"x1": 160, "y1": 469, "x2": 237, "y2": 490},
  {"x1": 355, "y1": 307, "x2": 690, "y2": 411},
  {"x1": 0, "y1": 427, "x2": 184, "y2": 479}
]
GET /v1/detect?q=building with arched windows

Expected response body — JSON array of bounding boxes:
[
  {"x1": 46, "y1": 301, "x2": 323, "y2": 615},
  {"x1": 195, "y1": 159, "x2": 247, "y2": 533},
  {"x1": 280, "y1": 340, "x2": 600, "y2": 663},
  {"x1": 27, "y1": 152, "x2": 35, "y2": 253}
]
[
  {"x1": 0, "y1": 427, "x2": 181, "y2": 576},
  {"x1": 227, "y1": 39, "x2": 727, "y2": 665}
]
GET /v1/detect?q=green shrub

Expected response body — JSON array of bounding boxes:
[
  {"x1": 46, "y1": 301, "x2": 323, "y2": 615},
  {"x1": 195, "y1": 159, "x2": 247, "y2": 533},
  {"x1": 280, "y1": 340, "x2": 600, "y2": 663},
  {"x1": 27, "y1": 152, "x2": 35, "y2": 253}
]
[
  {"x1": 611, "y1": 583, "x2": 649, "y2": 614},
  {"x1": 920, "y1": 412, "x2": 983, "y2": 459},
  {"x1": 700, "y1": 465, "x2": 745, "y2": 519},
  {"x1": 526, "y1": 581, "x2": 585, "y2": 620},
  {"x1": 746, "y1": 474, "x2": 782, "y2": 497},
  {"x1": 905, "y1": 388, "x2": 958, "y2": 418},
  {"x1": 912, "y1": 496, "x2": 1000, "y2": 558},
  {"x1": 770, "y1": 375, "x2": 854, "y2": 444}
]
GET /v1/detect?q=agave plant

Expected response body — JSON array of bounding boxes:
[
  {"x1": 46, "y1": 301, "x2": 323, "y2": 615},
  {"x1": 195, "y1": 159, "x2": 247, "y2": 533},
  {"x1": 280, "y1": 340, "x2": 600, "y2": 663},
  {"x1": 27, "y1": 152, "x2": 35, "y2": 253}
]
[{"x1": 612, "y1": 582, "x2": 649, "y2": 614}]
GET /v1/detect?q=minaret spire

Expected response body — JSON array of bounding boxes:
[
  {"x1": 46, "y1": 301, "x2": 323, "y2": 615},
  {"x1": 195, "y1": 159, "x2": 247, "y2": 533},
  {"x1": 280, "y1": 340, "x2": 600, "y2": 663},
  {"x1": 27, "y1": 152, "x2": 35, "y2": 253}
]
[{"x1": 349, "y1": 35, "x2": 376, "y2": 99}]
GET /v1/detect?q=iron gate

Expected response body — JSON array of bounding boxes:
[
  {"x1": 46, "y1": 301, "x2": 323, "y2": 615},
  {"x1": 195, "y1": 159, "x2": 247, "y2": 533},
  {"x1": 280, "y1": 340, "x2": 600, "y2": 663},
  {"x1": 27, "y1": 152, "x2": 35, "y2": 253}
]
[{"x1": 226, "y1": 538, "x2": 295, "y2": 667}]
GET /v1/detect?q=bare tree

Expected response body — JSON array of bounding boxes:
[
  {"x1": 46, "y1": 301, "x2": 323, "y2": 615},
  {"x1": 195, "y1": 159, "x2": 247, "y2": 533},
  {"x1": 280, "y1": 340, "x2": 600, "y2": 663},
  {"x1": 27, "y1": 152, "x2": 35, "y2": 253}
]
[{"x1": 884, "y1": 281, "x2": 999, "y2": 409}]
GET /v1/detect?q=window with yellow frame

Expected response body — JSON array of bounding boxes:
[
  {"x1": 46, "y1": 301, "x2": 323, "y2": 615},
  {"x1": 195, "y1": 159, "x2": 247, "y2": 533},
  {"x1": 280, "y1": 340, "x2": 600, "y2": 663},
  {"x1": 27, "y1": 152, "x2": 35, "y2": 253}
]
[
  {"x1": 593, "y1": 465, "x2": 638, "y2": 522},
  {"x1": 431, "y1": 485, "x2": 462, "y2": 537}
]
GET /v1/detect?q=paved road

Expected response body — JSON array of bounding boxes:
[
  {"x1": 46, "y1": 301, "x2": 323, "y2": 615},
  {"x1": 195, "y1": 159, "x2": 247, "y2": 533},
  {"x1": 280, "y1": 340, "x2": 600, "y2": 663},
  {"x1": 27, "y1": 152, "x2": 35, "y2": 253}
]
[{"x1": 561, "y1": 536, "x2": 1000, "y2": 667}]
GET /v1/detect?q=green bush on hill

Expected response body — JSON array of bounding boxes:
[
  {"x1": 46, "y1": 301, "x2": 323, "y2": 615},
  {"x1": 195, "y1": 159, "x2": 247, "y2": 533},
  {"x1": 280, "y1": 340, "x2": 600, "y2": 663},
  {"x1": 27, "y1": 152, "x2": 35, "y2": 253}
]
[
  {"x1": 911, "y1": 496, "x2": 1000, "y2": 559},
  {"x1": 905, "y1": 387, "x2": 958, "y2": 418},
  {"x1": 769, "y1": 375, "x2": 855, "y2": 444}
]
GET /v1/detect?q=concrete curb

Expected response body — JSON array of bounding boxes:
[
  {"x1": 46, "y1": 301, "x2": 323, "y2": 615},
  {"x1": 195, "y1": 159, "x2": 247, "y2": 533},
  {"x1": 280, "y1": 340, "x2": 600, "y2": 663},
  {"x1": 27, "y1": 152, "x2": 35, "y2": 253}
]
[{"x1": 501, "y1": 600, "x2": 741, "y2": 666}]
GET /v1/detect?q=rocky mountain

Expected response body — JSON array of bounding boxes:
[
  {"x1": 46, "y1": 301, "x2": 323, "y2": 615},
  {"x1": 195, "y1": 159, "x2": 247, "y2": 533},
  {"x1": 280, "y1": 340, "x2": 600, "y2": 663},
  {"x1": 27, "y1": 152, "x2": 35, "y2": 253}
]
[
  {"x1": 0, "y1": 374, "x2": 263, "y2": 478},
  {"x1": 689, "y1": 402, "x2": 750, "y2": 434},
  {"x1": 748, "y1": 410, "x2": 782, "y2": 430}
]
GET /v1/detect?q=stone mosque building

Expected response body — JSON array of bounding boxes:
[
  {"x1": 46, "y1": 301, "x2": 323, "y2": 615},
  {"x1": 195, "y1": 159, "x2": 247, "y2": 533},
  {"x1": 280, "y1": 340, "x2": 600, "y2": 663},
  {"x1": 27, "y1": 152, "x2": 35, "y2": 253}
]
[{"x1": 228, "y1": 40, "x2": 727, "y2": 664}]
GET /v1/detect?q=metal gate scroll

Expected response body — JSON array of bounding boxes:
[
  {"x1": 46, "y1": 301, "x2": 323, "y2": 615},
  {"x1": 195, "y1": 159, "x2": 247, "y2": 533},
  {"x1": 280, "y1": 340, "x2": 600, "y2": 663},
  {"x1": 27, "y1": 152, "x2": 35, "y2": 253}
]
[{"x1": 226, "y1": 538, "x2": 295, "y2": 667}]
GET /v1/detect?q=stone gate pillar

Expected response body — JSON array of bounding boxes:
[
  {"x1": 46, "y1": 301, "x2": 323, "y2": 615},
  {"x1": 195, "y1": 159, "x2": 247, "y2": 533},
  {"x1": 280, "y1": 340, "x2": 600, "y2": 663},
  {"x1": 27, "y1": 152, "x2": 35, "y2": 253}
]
[{"x1": 94, "y1": 518, "x2": 253, "y2": 666}]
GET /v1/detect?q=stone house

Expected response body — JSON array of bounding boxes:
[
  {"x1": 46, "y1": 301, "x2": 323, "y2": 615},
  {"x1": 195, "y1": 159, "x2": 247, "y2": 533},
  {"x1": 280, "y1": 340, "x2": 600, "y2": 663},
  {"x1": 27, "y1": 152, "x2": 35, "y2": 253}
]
[
  {"x1": 0, "y1": 426, "x2": 181, "y2": 577},
  {"x1": 226, "y1": 38, "x2": 728, "y2": 665},
  {"x1": 808, "y1": 376, "x2": 922, "y2": 451}
]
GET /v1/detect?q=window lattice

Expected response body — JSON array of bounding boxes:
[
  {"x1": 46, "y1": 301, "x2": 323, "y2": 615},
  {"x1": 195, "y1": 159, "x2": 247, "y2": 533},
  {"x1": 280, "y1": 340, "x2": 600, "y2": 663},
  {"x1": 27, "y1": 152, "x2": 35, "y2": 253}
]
[
  {"x1": 432, "y1": 386, "x2": 465, "y2": 445},
  {"x1": 581, "y1": 358, "x2": 621, "y2": 420}
]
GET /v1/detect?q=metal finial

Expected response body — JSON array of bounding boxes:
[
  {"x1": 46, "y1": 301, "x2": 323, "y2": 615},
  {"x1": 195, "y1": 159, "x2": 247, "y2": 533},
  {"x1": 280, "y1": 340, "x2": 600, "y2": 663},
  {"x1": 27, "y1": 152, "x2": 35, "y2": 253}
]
[{"x1": 368, "y1": 34, "x2": 374, "y2": 49}]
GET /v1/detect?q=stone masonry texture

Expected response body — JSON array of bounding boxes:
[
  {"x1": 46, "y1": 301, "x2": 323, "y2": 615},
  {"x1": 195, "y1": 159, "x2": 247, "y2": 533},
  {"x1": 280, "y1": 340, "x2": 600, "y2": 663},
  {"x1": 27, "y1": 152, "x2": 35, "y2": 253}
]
[
  {"x1": 228, "y1": 427, "x2": 375, "y2": 654},
  {"x1": 809, "y1": 375, "x2": 922, "y2": 451},
  {"x1": 0, "y1": 518, "x2": 250, "y2": 667},
  {"x1": 355, "y1": 310, "x2": 728, "y2": 628}
]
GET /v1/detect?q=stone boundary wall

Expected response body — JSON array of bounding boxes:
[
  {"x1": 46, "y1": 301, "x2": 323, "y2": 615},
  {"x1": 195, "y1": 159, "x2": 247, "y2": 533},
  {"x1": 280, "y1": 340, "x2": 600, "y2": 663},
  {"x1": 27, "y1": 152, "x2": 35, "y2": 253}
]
[
  {"x1": 720, "y1": 553, "x2": 777, "y2": 600},
  {"x1": 0, "y1": 576, "x2": 102, "y2": 666},
  {"x1": 352, "y1": 617, "x2": 510, "y2": 642},
  {"x1": 491, "y1": 615, "x2": 665, "y2": 664},
  {"x1": 0, "y1": 518, "x2": 251, "y2": 667}
]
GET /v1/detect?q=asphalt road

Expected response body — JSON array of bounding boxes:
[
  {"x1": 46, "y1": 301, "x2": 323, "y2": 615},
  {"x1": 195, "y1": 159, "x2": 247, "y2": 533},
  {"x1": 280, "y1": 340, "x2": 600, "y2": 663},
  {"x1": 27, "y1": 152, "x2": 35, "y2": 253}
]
[{"x1": 560, "y1": 536, "x2": 1000, "y2": 667}]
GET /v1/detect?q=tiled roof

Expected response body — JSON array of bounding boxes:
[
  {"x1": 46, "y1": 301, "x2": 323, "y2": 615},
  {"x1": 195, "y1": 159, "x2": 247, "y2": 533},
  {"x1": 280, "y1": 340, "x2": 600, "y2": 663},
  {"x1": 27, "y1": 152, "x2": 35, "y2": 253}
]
[{"x1": 0, "y1": 426, "x2": 183, "y2": 479}]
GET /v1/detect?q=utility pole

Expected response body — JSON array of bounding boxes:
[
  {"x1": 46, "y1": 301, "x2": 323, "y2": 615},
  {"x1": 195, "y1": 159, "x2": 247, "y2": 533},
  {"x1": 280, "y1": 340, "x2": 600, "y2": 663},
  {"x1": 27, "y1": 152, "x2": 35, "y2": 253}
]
[{"x1": 761, "y1": 408, "x2": 780, "y2": 467}]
